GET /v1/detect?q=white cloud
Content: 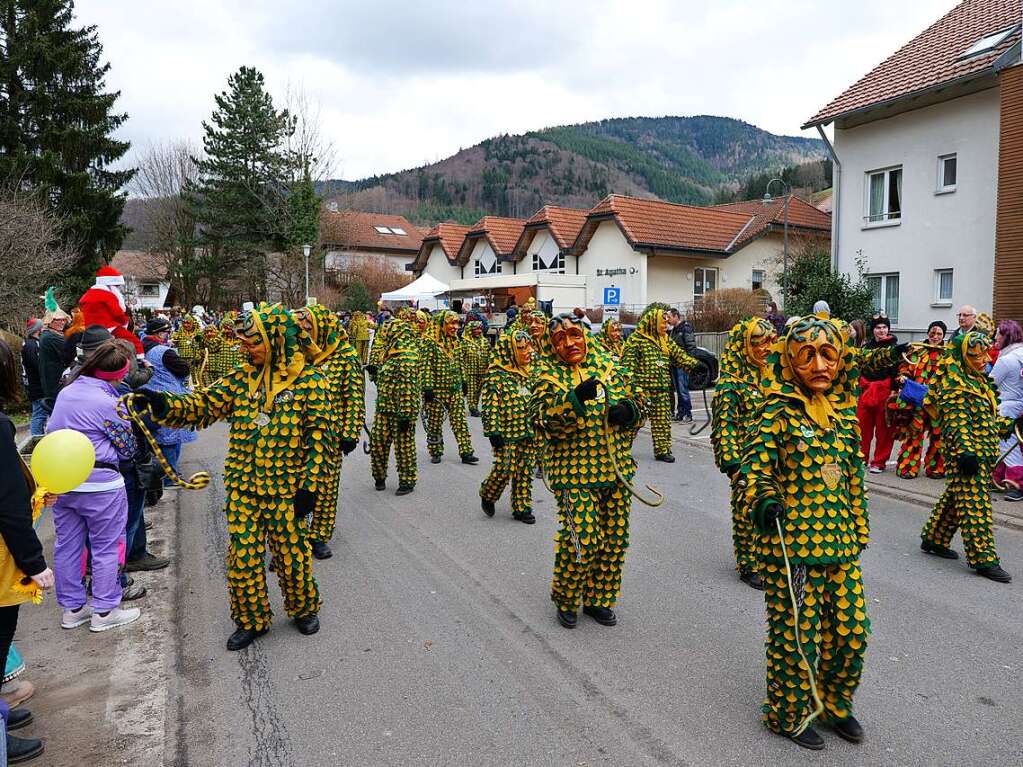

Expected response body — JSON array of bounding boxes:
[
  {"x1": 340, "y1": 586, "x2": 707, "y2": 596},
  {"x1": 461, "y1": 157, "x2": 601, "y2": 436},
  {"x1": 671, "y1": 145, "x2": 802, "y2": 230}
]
[{"x1": 74, "y1": 0, "x2": 962, "y2": 179}]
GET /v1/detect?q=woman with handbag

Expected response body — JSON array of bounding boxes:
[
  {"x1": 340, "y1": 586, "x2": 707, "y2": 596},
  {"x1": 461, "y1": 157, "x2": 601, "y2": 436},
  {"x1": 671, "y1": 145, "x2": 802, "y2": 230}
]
[{"x1": 895, "y1": 321, "x2": 947, "y2": 479}]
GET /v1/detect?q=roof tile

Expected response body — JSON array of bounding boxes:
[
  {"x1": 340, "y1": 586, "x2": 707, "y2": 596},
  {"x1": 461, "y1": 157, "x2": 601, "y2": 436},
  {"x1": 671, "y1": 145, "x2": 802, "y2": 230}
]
[{"x1": 320, "y1": 210, "x2": 424, "y2": 253}]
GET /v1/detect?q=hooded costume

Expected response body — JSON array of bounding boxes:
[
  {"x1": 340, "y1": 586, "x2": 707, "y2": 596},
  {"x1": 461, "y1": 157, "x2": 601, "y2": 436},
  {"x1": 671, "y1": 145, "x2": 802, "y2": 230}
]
[
  {"x1": 920, "y1": 331, "x2": 1017, "y2": 579},
  {"x1": 421, "y1": 310, "x2": 476, "y2": 462},
  {"x1": 78, "y1": 265, "x2": 144, "y2": 355},
  {"x1": 145, "y1": 303, "x2": 328, "y2": 635},
  {"x1": 172, "y1": 316, "x2": 201, "y2": 367},
  {"x1": 711, "y1": 318, "x2": 776, "y2": 585},
  {"x1": 596, "y1": 319, "x2": 624, "y2": 361},
  {"x1": 457, "y1": 320, "x2": 491, "y2": 416},
  {"x1": 348, "y1": 311, "x2": 372, "y2": 364},
  {"x1": 479, "y1": 331, "x2": 536, "y2": 523},
  {"x1": 369, "y1": 318, "x2": 422, "y2": 493},
  {"x1": 204, "y1": 319, "x2": 245, "y2": 382},
  {"x1": 621, "y1": 304, "x2": 699, "y2": 460},
  {"x1": 893, "y1": 325, "x2": 946, "y2": 479}
]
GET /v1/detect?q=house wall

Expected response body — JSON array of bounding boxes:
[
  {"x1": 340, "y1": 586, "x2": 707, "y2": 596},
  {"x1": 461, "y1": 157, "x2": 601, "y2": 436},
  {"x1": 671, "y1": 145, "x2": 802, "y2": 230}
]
[
  {"x1": 325, "y1": 249, "x2": 412, "y2": 275},
  {"x1": 518, "y1": 229, "x2": 573, "y2": 275},
  {"x1": 419, "y1": 243, "x2": 463, "y2": 284},
  {"x1": 469, "y1": 239, "x2": 501, "y2": 276},
  {"x1": 124, "y1": 277, "x2": 171, "y2": 310},
  {"x1": 575, "y1": 221, "x2": 647, "y2": 308},
  {"x1": 834, "y1": 88, "x2": 1000, "y2": 330}
]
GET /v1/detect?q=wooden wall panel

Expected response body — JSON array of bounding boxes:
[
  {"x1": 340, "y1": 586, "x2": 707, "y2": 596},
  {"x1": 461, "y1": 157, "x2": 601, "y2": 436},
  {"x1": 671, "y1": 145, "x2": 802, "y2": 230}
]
[{"x1": 994, "y1": 63, "x2": 1023, "y2": 321}]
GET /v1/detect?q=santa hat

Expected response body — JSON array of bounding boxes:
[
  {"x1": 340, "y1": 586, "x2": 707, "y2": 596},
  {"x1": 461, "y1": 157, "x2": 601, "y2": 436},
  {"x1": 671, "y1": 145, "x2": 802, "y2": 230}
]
[{"x1": 95, "y1": 265, "x2": 125, "y2": 287}]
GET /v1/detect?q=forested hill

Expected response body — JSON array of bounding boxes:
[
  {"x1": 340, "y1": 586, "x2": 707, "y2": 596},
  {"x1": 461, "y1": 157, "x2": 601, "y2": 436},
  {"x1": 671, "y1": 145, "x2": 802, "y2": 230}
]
[{"x1": 323, "y1": 115, "x2": 827, "y2": 225}]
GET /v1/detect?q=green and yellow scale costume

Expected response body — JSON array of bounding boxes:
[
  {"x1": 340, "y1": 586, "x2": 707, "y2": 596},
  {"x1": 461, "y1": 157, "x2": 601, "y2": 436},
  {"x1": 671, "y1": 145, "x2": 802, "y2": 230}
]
[
  {"x1": 595, "y1": 320, "x2": 624, "y2": 362},
  {"x1": 370, "y1": 319, "x2": 422, "y2": 490},
  {"x1": 206, "y1": 319, "x2": 245, "y2": 382},
  {"x1": 457, "y1": 321, "x2": 491, "y2": 415},
  {"x1": 349, "y1": 311, "x2": 372, "y2": 364},
  {"x1": 172, "y1": 316, "x2": 200, "y2": 367},
  {"x1": 741, "y1": 317, "x2": 896, "y2": 736},
  {"x1": 530, "y1": 337, "x2": 646, "y2": 613},
  {"x1": 920, "y1": 332, "x2": 1013, "y2": 569},
  {"x1": 479, "y1": 331, "x2": 536, "y2": 520},
  {"x1": 711, "y1": 318, "x2": 774, "y2": 576},
  {"x1": 421, "y1": 310, "x2": 475, "y2": 460},
  {"x1": 621, "y1": 304, "x2": 699, "y2": 457},
  {"x1": 150, "y1": 304, "x2": 328, "y2": 632},
  {"x1": 297, "y1": 304, "x2": 365, "y2": 544}
]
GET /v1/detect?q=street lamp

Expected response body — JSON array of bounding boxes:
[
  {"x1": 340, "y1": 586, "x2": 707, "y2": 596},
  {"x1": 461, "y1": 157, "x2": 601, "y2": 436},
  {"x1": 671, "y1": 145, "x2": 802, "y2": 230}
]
[
  {"x1": 302, "y1": 244, "x2": 311, "y2": 305},
  {"x1": 763, "y1": 179, "x2": 790, "y2": 310}
]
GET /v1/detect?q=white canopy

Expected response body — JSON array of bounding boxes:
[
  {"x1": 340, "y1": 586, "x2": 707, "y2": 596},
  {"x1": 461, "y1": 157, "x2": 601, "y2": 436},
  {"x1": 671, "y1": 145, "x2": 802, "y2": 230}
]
[{"x1": 380, "y1": 273, "x2": 449, "y2": 302}]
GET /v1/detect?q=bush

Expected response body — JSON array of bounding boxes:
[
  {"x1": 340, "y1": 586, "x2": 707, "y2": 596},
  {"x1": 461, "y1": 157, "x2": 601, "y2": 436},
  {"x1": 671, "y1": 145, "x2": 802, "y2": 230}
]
[
  {"x1": 328, "y1": 255, "x2": 411, "y2": 303},
  {"x1": 340, "y1": 281, "x2": 374, "y2": 312},
  {"x1": 689, "y1": 288, "x2": 766, "y2": 332},
  {"x1": 783, "y1": 241, "x2": 874, "y2": 323}
]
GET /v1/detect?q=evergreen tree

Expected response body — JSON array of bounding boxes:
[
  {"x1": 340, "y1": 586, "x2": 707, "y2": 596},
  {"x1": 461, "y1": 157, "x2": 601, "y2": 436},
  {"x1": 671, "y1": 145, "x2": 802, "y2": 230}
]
[
  {"x1": 341, "y1": 280, "x2": 373, "y2": 313},
  {"x1": 187, "y1": 66, "x2": 296, "y2": 303},
  {"x1": 286, "y1": 162, "x2": 319, "y2": 250},
  {"x1": 0, "y1": 0, "x2": 134, "y2": 296}
]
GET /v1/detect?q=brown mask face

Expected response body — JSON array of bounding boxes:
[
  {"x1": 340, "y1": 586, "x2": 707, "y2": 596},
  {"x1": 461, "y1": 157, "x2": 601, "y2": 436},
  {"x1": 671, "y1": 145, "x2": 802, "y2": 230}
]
[
  {"x1": 746, "y1": 319, "x2": 776, "y2": 368},
  {"x1": 965, "y1": 343, "x2": 989, "y2": 373},
  {"x1": 608, "y1": 322, "x2": 622, "y2": 341},
  {"x1": 550, "y1": 319, "x2": 587, "y2": 365},
  {"x1": 656, "y1": 312, "x2": 668, "y2": 337},
  {"x1": 293, "y1": 307, "x2": 314, "y2": 335},
  {"x1": 513, "y1": 337, "x2": 533, "y2": 367},
  {"x1": 927, "y1": 325, "x2": 945, "y2": 345},
  {"x1": 526, "y1": 314, "x2": 544, "y2": 339},
  {"x1": 416, "y1": 316, "x2": 428, "y2": 334},
  {"x1": 235, "y1": 312, "x2": 267, "y2": 365},
  {"x1": 787, "y1": 329, "x2": 840, "y2": 394},
  {"x1": 443, "y1": 315, "x2": 459, "y2": 338}
]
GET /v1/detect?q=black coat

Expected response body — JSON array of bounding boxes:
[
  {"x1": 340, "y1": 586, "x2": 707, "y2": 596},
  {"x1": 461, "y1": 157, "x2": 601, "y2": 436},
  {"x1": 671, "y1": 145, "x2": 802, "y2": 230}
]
[
  {"x1": 0, "y1": 415, "x2": 47, "y2": 577},
  {"x1": 38, "y1": 330, "x2": 67, "y2": 409},
  {"x1": 20, "y1": 337, "x2": 43, "y2": 401}
]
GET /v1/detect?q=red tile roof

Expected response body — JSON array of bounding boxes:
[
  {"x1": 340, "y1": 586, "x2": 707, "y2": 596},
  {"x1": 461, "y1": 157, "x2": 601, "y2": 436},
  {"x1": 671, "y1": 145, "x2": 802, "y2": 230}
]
[
  {"x1": 408, "y1": 222, "x2": 472, "y2": 272},
  {"x1": 805, "y1": 0, "x2": 1022, "y2": 127},
  {"x1": 712, "y1": 195, "x2": 832, "y2": 246},
  {"x1": 510, "y1": 205, "x2": 589, "y2": 261},
  {"x1": 320, "y1": 210, "x2": 424, "y2": 254},
  {"x1": 110, "y1": 250, "x2": 167, "y2": 282},
  {"x1": 456, "y1": 216, "x2": 528, "y2": 265}
]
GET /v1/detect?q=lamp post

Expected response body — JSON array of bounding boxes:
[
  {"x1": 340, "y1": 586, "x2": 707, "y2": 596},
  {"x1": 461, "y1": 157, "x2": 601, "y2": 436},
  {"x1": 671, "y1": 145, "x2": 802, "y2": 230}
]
[
  {"x1": 302, "y1": 244, "x2": 311, "y2": 305},
  {"x1": 763, "y1": 179, "x2": 790, "y2": 310}
]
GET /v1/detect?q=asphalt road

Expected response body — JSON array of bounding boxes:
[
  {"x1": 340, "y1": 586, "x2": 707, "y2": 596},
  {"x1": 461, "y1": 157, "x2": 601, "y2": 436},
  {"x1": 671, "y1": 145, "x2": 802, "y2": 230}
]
[{"x1": 173, "y1": 391, "x2": 1023, "y2": 767}]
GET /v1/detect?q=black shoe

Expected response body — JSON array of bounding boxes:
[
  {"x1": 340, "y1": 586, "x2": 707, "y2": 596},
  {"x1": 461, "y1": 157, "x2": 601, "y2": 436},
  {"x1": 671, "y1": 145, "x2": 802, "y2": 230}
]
[
  {"x1": 789, "y1": 727, "x2": 825, "y2": 750},
  {"x1": 976, "y1": 565, "x2": 1012, "y2": 583},
  {"x1": 311, "y1": 541, "x2": 332, "y2": 560},
  {"x1": 582, "y1": 605, "x2": 617, "y2": 626},
  {"x1": 557, "y1": 609, "x2": 577, "y2": 629},
  {"x1": 920, "y1": 540, "x2": 959, "y2": 559},
  {"x1": 7, "y1": 708, "x2": 33, "y2": 731},
  {"x1": 7, "y1": 733, "x2": 44, "y2": 763},
  {"x1": 461, "y1": 453, "x2": 479, "y2": 465},
  {"x1": 226, "y1": 626, "x2": 268, "y2": 651},
  {"x1": 469, "y1": 408, "x2": 481, "y2": 417},
  {"x1": 830, "y1": 715, "x2": 864, "y2": 744},
  {"x1": 739, "y1": 569, "x2": 766, "y2": 591},
  {"x1": 513, "y1": 511, "x2": 536, "y2": 525},
  {"x1": 481, "y1": 498, "x2": 495, "y2": 517},
  {"x1": 395, "y1": 484, "x2": 414, "y2": 496},
  {"x1": 124, "y1": 551, "x2": 170, "y2": 572},
  {"x1": 655, "y1": 453, "x2": 676, "y2": 463},
  {"x1": 374, "y1": 479, "x2": 386, "y2": 491},
  {"x1": 294, "y1": 615, "x2": 320, "y2": 635},
  {"x1": 430, "y1": 456, "x2": 442, "y2": 464}
]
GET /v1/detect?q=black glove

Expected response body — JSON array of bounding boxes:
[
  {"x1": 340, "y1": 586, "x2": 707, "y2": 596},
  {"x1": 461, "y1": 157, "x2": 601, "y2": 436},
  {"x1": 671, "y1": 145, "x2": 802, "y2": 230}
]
[
  {"x1": 489, "y1": 434, "x2": 505, "y2": 450},
  {"x1": 293, "y1": 487, "x2": 316, "y2": 519},
  {"x1": 423, "y1": 389, "x2": 435, "y2": 403},
  {"x1": 957, "y1": 453, "x2": 980, "y2": 477},
  {"x1": 892, "y1": 343, "x2": 911, "y2": 359},
  {"x1": 398, "y1": 419, "x2": 412, "y2": 434},
  {"x1": 722, "y1": 463, "x2": 740, "y2": 479},
  {"x1": 339, "y1": 439, "x2": 357, "y2": 456},
  {"x1": 574, "y1": 377, "x2": 599, "y2": 403},
  {"x1": 752, "y1": 500, "x2": 785, "y2": 533},
  {"x1": 134, "y1": 389, "x2": 168, "y2": 416},
  {"x1": 607, "y1": 401, "x2": 633, "y2": 426},
  {"x1": 462, "y1": 382, "x2": 468, "y2": 395},
  {"x1": 365, "y1": 364, "x2": 378, "y2": 382}
]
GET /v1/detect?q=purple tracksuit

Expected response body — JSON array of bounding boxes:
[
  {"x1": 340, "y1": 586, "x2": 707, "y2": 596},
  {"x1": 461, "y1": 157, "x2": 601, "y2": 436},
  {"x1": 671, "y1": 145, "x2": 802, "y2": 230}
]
[{"x1": 47, "y1": 375, "x2": 136, "y2": 611}]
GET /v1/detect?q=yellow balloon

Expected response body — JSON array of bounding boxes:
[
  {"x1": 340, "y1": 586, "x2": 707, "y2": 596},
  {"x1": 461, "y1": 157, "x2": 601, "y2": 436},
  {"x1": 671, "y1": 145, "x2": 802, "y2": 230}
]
[{"x1": 31, "y1": 430, "x2": 96, "y2": 494}]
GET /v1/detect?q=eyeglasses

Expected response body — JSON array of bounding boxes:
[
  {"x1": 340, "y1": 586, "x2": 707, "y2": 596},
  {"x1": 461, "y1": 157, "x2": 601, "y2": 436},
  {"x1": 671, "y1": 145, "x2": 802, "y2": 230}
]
[{"x1": 958, "y1": 312, "x2": 975, "y2": 317}]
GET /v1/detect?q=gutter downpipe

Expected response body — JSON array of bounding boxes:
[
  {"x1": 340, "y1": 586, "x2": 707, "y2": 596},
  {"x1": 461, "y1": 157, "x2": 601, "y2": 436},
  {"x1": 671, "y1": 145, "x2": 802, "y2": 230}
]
[{"x1": 816, "y1": 124, "x2": 841, "y2": 271}]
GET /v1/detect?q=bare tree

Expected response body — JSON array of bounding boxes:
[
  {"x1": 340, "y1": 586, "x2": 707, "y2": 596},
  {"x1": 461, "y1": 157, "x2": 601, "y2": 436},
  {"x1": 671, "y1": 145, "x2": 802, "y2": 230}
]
[
  {"x1": 282, "y1": 82, "x2": 338, "y2": 184},
  {"x1": 0, "y1": 189, "x2": 76, "y2": 332}
]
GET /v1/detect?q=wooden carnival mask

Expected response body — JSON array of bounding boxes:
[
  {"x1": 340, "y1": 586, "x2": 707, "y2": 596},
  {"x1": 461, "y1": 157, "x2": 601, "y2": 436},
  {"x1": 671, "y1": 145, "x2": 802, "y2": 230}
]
[
  {"x1": 786, "y1": 326, "x2": 840, "y2": 394},
  {"x1": 549, "y1": 315, "x2": 587, "y2": 365}
]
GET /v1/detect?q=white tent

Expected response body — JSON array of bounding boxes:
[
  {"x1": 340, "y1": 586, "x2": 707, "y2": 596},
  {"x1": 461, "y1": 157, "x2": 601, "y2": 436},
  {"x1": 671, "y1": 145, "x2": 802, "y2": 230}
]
[{"x1": 380, "y1": 273, "x2": 450, "y2": 303}]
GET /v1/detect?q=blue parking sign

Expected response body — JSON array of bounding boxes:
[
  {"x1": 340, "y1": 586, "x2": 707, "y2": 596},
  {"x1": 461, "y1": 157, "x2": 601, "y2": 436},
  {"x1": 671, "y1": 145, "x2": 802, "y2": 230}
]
[{"x1": 603, "y1": 287, "x2": 621, "y2": 305}]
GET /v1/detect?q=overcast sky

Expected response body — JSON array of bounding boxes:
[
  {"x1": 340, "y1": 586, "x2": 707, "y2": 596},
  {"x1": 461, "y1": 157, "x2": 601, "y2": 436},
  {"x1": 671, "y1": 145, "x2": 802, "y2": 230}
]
[{"x1": 74, "y1": 0, "x2": 962, "y2": 180}]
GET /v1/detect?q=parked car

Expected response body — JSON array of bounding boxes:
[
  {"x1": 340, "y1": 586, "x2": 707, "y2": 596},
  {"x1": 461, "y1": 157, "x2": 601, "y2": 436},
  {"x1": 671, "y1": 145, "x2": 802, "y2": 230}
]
[{"x1": 619, "y1": 323, "x2": 718, "y2": 389}]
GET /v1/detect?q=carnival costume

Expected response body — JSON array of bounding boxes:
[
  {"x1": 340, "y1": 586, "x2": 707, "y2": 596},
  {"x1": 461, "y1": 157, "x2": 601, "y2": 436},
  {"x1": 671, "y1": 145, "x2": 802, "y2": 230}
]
[
  {"x1": 206, "y1": 319, "x2": 245, "y2": 382},
  {"x1": 458, "y1": 321, "x2": 491, "y2": 417},
  {"x1": 349, "y1": 311, "x2": 372, "y2": 364},
  {"x1": 172, "y1": 316, "x2": 201, "y2": 367},
  {"x1": 741, "y1": 315, "x2": 891, "y2": 748},
  {"x1": 479, "y1": 331, "x2": 536, "y2": 523},
  {"x1": 596, "y1": 319, "x2": 624, "y2": 362},
  {"x1": 621, "y1": 304, "x2": 699, "y2": 462},
  {"x1": 894, "y1": 344, "x2": 945, "y2": 479},
  {"x1": 711, "y1": 318, "x2": 775, "y2": 589},
  {"x1": 369, "y1": 319, "x2": 422, "y2": 494},
  {"x1": 421, "y1": 310, "x2": 477, "y2": 464},
  {"x1": 530, "y1": 314, "x2": 645, "y2": 628},
  {"x1": 295, "y1": 304, "x2": 365, "y2": 558},
  {"x1": 78, "y1": 265, "x2": 144, "y2": 355},
  {"x1": 920, "y1": 332, "x2": 1019, "y2": 582}
]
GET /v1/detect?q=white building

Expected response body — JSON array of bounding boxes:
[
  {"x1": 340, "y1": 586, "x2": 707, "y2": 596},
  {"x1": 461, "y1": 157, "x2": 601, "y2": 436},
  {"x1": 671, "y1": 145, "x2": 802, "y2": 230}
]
[
  {"x1": 110, "y1": 251, "x2": 173, "y2": 310},
  {"x1": 805, "y1": 0, "x2": 1023, "y2": 331}
]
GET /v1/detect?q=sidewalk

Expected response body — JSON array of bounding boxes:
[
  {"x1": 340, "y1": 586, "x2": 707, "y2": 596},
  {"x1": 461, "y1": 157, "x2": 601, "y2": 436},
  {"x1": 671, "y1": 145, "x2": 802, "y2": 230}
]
[{"x1": 669, "y1": 414, "x2": 1023, "y2": 533}]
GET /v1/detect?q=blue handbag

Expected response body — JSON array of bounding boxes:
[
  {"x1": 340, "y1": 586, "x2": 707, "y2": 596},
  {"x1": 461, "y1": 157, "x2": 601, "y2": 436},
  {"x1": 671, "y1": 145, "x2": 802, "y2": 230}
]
[{"x1": 899, "y1": 378, "x2": 928, "y2": 408}]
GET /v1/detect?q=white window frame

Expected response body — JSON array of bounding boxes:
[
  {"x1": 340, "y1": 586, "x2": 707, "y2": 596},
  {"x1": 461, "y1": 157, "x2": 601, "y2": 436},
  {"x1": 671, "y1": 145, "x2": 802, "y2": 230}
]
[
  {"x1": 936, "y1": 153, "x2": 957, "y2": 194},
  {"x1": 865, "y1": 272, "x2": 900, "y2": 323},
  {"x1": 532, "y1": 250, "x2": 565, "y2": 273},
  {"x1": 933, "y1": 269, "x2": 954, "y2": 306},
  {"x1": 751, "y1": 269, "x2": 766, "y2": 292},
  {"x1": 474, "y1": 253, "x2": 502, "y2": 277},
  {"x1": 138, "y1": 283, "x2": 161, "y2": 298},
  {"x1": 863, "y1": 165, "x2": 903, "y2": 228},
  {"x1": 693, "y1": 266, "x2": 718, "y2": 301}
]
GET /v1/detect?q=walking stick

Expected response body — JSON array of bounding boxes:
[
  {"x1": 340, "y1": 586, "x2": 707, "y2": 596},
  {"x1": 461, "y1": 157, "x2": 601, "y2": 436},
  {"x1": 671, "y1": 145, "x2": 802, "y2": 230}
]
[
  {"x1": 116, "y1": 394, "x2": 211, "y2": 490},
  {"x1": 362, "y1": 420, "x2": 372, "y2": 454}
]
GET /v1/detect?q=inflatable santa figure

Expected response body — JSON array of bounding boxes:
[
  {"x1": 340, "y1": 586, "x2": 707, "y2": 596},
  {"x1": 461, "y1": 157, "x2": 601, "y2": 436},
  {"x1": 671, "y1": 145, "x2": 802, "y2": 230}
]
[{"x1": 78, "y1": 265, "x2": 145, "y2": 355}]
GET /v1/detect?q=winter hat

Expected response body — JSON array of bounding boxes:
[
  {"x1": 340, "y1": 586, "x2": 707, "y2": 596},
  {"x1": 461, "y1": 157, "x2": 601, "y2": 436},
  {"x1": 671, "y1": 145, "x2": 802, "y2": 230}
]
[
  {"x1": 25, "y1": 318, "x2": 42, "y2": 337},
  {"x1": 927, "y1": 320, "x2": 947, "y2": 335},
  {"x1": 95, "y1": 265, "x2": 125, "y2": 287},
  {"x1": 80, "y1": 325, "x2": 114, "y2": 354},
  {"x1": 812, "y1": 300, "x2": 831, "y2": 317},
  {"x1": 146, "y1": 317, "x2": 171, "y2": 335},
  {"x1": 870, "y1": 315, "x2": 891, "y2": 332},
  {"x1": 41, "y1": 287, "x2": 71, "y2": 324}
]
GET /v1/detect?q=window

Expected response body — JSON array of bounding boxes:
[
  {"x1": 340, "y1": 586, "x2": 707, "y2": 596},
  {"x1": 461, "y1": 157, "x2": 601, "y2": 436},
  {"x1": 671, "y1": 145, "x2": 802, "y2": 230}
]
[
  {"x1": 374, "y1": 225, "x2": 392, "y2": 234},
  {"x1": 937, "y1": 154, "x2": 957, "y2": 193},
  {"x1": 139, "y1": 283, "x2": 161, "y2": 298},
  {"x1": 532, "y1": 250, "x2": 564, "y2": 273},
  {"x1": 751, "y1": 269, "x2": 766, "y2": 291},
  {"x1": 390, "y1": 227, "x2": 408, "y2": 236},
  {"x1": 934, "y1": 269, "x2": 953, "y2": 303},
  {"x1": 959, "y1": 26, "x2": 1018, "y2": 59},
  {"x1": 474, "y1": 250, "x2": 502, "y2": 276},
  {"x1": 865, "y1": 273, "x2": 900, "y2": 323},
  {"x1": 694, "y1": 266, "x2": 718, "y2": 300},
  {"x1": 865, "y1": 166, "x2": 902, "y2": 224}
]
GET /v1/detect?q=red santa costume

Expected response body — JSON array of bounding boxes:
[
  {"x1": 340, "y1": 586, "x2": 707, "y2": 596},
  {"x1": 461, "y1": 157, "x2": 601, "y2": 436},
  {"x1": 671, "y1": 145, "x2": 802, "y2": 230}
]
[{"x1": 78, "y1": 265, "x2": 144, "y2": 355}]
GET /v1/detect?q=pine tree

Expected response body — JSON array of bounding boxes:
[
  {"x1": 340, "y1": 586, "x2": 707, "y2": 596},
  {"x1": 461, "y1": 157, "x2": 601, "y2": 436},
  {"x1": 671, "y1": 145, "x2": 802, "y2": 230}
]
[
  {"x1": 0, "y1": 0, "x2": 134, "y2": 297},
  {"x1": 187, "y1": 66, "x2": 297, "y2": 303}
]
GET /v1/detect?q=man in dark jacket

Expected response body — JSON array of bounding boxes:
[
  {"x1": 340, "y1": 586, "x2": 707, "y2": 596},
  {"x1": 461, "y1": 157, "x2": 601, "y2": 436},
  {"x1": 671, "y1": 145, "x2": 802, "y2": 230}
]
[
  {"x1": 37, "y1": 308, "x2": 70, "y2": 415},
  {"x1": 21, "y1": 319, "x2": 46, "y2": 438},
  {"x1": 667, "y1": 308, "x2": 696, "y2": 422}
]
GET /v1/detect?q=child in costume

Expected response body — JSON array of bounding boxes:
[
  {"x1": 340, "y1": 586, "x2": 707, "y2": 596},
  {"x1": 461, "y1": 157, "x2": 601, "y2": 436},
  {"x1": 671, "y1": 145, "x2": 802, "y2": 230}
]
[
  {"x1": 136, "y1": 304, "x2": 329, "y2": 651},
  {"x1": 919, "y1": 331, "x2": 1020, "y2": 583},
  {"x1": 294, "y1": 304, "x2": 365, "y2": 560},
  {"x1": 479, "y1": 331, "x2": 536, "y2": 524},
  {"x1": 741, "y1": 315, "x2": 895, "y2": 750},
  {"x1": 421, "y1": 310, "x2": 478, "y2": 465},
  {"x1": 458, "y1": 320, "x2": 491, "y2": 417},
  {"x1": 369, "y1": 318, "x2": 422, "y2": 496},
  {"x1": 711, "y1": 318, "x2": 776, "y2": 590},
  {"x1": 530, "y1": 313, "x2": 645, "y2": 629},
  {"x1": 893, "y1": 321, "x2": 947, "y2": 479},
  {"x1": 621, "y1": 304, "x2": 699, "y2": 463}
]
